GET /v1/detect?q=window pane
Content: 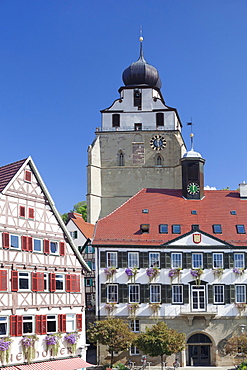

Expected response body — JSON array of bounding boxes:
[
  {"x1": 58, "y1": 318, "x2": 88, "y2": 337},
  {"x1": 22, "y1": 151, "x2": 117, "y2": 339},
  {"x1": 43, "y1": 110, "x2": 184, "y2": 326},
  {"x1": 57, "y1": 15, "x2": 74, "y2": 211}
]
[
  {"x1": 47, "y1": 316, "x2": 56, "y2": 333},
  {"x1": 129, "y1": 285, "x2": 139, "y2": 303},
  {"x1": 50, "y1": 242, "x2": 58, "y2": 254},
  {"x1": 234, "y1": 254, "x2": 244, "y2": 268},
  {"x1": 149, "y1": 253, "x2": 160, "y2": 268},
  {"x1": 55, "y1": 275, "x2": 64, "y2": 290},
  {"x1": 236, "y1": 285, "x2": 245, "y2": 303},
  {"x1": 34, "y1": 239, "x2": 42, "y2": 252},
  {"x1": 159, "y1": 224, "x2": 168, "y2": 234},
  {"x1": 214, "y1": 285, "x2": 224, "y2": 304},
  {"x1": 192, "y1": 253, "x2": 203, "y2": 268},
  {"x1": 236, "y1": 225, "x2": 246, "y2": 234},
  {"x1": 23, "y1": 316, "x2": 33, "y2": 334},
  {"x1": 107, "y1": 252, "x2": 117, "y2": 267},
  {"x1": 172, "y1": 285, "x2": 183, "y2": 303},
  {"x1": 19, "y1": 272, "x2": 29, "y2": 290},
  {"x1": 150, "y1": 285, "x2": 160, "y2": 303},
  {"x1": 171, "y1": 253, "x2": 182, "y2": 268},
  {"x1": 213, "y1": 224, "x2": 222, "y2": 234},
  {"x1": 0, "y1": 317, "x2": 7, "y2": 335},
  {"x1": 128, "y1": 252, "x2": 139, "y2": 268},
  {"x1": 107, "y1": 285, "x2": 117, "y2": 302},
  {"x1": 66, "y1": 314, "x2": 76, "y2": 332},
  {"x1": 172, "y1": 225, "x2": 181, "y2": 234},
  {"x1": 11, "y1": 235, "x2": 19, "y2": 249},
  {"x1": 213, "y1": 253, "x2": 223, "y2": 268}
]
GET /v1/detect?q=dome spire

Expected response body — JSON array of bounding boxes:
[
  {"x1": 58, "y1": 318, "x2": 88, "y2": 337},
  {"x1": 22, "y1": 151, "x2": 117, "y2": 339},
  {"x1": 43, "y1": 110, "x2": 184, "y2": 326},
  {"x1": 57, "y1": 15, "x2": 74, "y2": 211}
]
[{"x1": 139, "y1": 27, "x2": 145, "y2": 61}]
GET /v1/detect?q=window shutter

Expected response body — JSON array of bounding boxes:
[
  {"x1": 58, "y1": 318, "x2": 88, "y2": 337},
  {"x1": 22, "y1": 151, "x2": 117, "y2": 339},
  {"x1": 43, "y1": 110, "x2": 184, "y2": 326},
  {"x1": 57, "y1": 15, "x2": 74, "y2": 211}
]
[
  {"x1": 28, "y1": 237, "x2": 32, "y2": 252},
  {"x1": 166, "y1": 285, "x2": 172, "y2": 304},
  {"x1": 32, "y1": 272, "x2": 44, "y2": 292},
  {"x1": 44, "y1": 240, "x2": 50, "y2": 255},
  {"x1": 66, "y1": 275, "x2": 71, "y2": 292},
  {"x1": 36, "y1": 315, "x2": 41, "y2": 334},
  {"x1": 28, "y1": 208, "x2": 34, "y2": 219},
  {"x1": 41, "y1": 315, "x2": 47, "y2": 334},
  {"x1": 160, "y1": 253, "x2": 166, "y2": 269},
  {"x1": 225, "y1": 285, "x2": 230, "y2": 304},
  {"x1": 183, "y1": 253, "x2": 192, "y2": 269},
  {"x1": 245, "y1": 254, "x2": 247, "y2": 270},
  {"x1": 17, "y1": 316, "x2": 23, "y2": 336},
  {"x1": 229, "y1": 253, "x2": 234, "y2": 269},
  {"x1": 183, "y1": 285, "x2": 189, "y2": 304},
  {"x1": 208, "y1": 285, "x2": 213, "y2": 304},
  {"x1": 100, "y1": 251, "x2": 106, "y2": 268},
  {"x1": 21, "y1": 236, "x2": 28, "y2": 251},
  {"x1": 87, "y1": 261, "x2": 92, "y2": 269},
  {"x1": 0, "y1": 270, "x2": 7, "y2": 291},
  {"x1": 20, "y1": 206, "x2": 25, "y2": 218},
  {"x1": 101, "y1": 284, "x2": 107, "y2": 303},
  {"x1": 224, "y1": 253, "x2": 229, "y2": 269},
  {"x1": 2, "y1": 232, "x2": 9, "y2": 249},
  {"x1": 165, "y1": 253, "x2": 171, "y2": 268},
  {"x1": 50, "y1": 273, "x2": 56, "y2": 292},
  {"x1": 25, "y1": 170, "x2": 32, "y2": 182},
  {"x1": 58, "y1": 314, "x2": 66, "y2": 333},
  {"x1": 10, "y1": 315, "x2": 17, "y2": 336},
  {"x1": 139, "y1": 252, "x2": 149, "y2": 268},
  {"x1": 140, "y1": 284, "x2": 149, "y2": 303},
  {"x1": 85, "y1": 245, "x2": 88, "y2": 254},
  {"x1": 59, "y1": 242, "x2": 65, "y2": 256},
  {"x1": 71, "y1": 274, "x2": 77, "y2": 292},
  {"x1": 76, "y1": 275, "x2": 80, "y2": 292},
  {"x1": 119, "y1": 284, "x2": 128, "y2": 303},
  {"x1": 204, "y1": 253, "x2": 212, "y2": 269},
  {"x1": 230, "y1": 285, "x2": 235, "y2": 303},
  {"x1": 76, "y1": 314, "x2": 82, "y2": 331},
  {"x1": 11, "y1": 271, "x2": 18, "y2": 291},
  {"x1": 118, "y1": 252, "x2": 127, "y2": 268}
]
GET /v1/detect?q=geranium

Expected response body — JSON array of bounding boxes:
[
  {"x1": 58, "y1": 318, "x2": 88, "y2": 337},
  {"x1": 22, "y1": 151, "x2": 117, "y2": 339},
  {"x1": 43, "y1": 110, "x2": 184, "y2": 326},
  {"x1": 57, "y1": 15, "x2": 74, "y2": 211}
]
[
  {"x1": 233, "y1": 268, "x2": 245, "y2": 275},
  {"x1": 105, "y1": 302, "x2": 117, "y2": 315},
  {"x1": 125, "y1": 267, "x2": 138, "y2": 282},
  {"x1": 21, "y1": 335, "x2": 38, "y2": 363},
  {"x1": 168, "y1": 268, "x2": 182, "y2": 279},
  {"x1": 64, "y1": 332, "x2": 80, "y2": 354},
  {"x1": 45, "y1": 333, "x2": 61, "y2": 356},
  {"x1": 104, "y1": 267, "x2": 117, "y2": 281},
  {"x1": 0, "y1": 337, "x2": 12, "y2": 364},
  {"x1": 190, "y1": 268, "x2": 204, "y2": 285},
  {"x1": 149, "y1": 303, "x2": 161, "y2": 317},
  {"x1": 127, "y1": 303, "x2": 139, "y2": 318},
  {"x1": 146, "y1": 267, "x2": 159, "y2": 281},
  {"x1": 212, "y1": 268, "x2": 224, "y2": 278}
]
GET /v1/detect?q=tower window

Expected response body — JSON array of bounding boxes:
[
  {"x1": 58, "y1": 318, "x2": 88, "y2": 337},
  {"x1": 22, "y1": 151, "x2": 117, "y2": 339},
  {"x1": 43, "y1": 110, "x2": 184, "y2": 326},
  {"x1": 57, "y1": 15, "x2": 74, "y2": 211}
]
[
  {"x1": 134, "y1": 123, "x2": 142, "y2": 131},
  {"x1": 156, "y1": 113, "x2": 164, "y2": 127},
  {"x1": 134, "y1": 89, "x2": 142, "y2": 109},
  {"x1": 156, "y1": 155, "x2": 162, "y2": 166},
  {"x1": 117, "y1": 151, "x2": 124, "y2": 166},
  {"x1": 112, "y1": 114, "x2": 120, "y2": 128},
  {"x1": 188, "y1": 163, "x2": 199, "y2": 180}
]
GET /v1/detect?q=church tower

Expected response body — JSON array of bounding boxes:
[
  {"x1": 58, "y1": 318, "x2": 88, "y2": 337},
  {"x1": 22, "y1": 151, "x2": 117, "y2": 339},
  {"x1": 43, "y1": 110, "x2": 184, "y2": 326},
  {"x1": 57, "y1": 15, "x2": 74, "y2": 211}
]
[{"x1": 87, "y1": 38, "x2": 186, "y2": 223}]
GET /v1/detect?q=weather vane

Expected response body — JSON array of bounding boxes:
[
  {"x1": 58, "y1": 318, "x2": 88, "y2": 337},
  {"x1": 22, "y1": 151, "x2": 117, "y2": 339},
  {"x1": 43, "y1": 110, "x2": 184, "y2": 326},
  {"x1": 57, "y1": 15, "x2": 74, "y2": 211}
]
[{"x1": 187, "y1": 119, "x2": 194, "y2": 151}]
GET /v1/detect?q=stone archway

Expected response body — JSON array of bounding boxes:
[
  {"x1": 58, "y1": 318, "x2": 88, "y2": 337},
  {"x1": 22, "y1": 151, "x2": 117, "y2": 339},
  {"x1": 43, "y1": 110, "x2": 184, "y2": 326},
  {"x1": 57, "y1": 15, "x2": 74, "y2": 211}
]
[{"x1": 187, "y1": 333, "x2": 212, "y2": 366}]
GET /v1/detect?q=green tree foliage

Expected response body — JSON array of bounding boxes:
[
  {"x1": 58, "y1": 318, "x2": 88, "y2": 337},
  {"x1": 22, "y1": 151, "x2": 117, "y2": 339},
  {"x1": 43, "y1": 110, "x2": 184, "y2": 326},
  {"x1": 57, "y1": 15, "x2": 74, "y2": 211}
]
[
  {"x1": 135, "y1": 322, "x2": 185, "y2": 369},
  {"x1": 225, "y1": 333, "x2": 247, "y2": 357},
  {"x1": 61, "y1": 201, "x2": 87, "y2": 224},
  {"x1": 87, "y1": 318, "x2": 136, "y2": 367}
]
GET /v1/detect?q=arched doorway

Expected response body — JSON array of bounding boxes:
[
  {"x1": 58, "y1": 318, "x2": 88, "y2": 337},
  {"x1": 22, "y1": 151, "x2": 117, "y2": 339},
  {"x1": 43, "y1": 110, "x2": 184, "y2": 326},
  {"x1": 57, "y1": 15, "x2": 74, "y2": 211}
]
[{"x1": 187, "y1": 333, "x2": 212, "y2": 366}]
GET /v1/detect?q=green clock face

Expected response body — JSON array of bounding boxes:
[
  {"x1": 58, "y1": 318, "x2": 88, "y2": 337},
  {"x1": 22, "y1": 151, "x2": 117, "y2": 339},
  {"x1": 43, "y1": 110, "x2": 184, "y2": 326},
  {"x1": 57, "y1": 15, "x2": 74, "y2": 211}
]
[
  {"x1": 187, "y1": 182, "x2": 200, "y2": 195},
  {"x1": 150, "y1": 135, "x2": 166, "y2": 151}
]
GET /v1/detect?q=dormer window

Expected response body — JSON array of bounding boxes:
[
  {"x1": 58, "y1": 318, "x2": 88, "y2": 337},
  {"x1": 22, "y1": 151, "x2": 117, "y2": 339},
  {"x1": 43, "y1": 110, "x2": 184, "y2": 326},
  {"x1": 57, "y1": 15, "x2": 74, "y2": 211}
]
[
  {"x1": 156, "y1": 113, "x2": 164, "y2": 127},
  {"x1": 172, "y1": 225, "x2": 181, "y2": 234},
  {"x1": 213, "y1": 224, "x2": 222, "y2": 234},
  {"x1": 112, "y1": 114, "x2": 120, "y2": 128},
  {"x1": 159, "y1": 224, "x2": 168, "y2": 234},
  {"x1": 24, "y1": 170, "x2": 32, "y2": 183},
  {"x1": 141, "y1": 224, "x2": 149, "y2": 233},
  {"x1": 236, "y1": 225, "x2": 246, "y2": 234}
]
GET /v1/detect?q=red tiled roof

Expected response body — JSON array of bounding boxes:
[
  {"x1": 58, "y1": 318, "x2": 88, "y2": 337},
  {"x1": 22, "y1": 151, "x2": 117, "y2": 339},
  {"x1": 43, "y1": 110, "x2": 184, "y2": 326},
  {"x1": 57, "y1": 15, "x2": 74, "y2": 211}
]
[
  {"x1": 0, "y1": 158, "x2": 27, "y2": 192},
  {"x1": 6, "y1": 357, "x2": 94, "y2": 369},
  {"x1": 68, "y1": 212, "x2": 94, "y2": 239},
  {"x1": 93, "y1": 188, "x2": 247, "y2": 247}
]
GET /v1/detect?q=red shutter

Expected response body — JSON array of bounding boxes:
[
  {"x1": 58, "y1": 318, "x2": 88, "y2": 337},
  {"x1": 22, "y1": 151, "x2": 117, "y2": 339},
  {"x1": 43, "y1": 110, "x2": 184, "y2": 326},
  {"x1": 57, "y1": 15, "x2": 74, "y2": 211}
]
[
  {"x1": 21, "y1": 236, "x2": 28, "y2": 251},
  {"x1": 58, "y1": 314, "x2": 66, "y2": 333},
  {"x1": 76, "y1": 314, "x2": 82, "y2": 331},
  {"x1": 27, "y1": 237, "x2": 33, "y2": 252},
  {"x1": 0, "y1": 270, "x2": 7, "y2": 291},
  {"x1": 66, "y1": 274, "x2": 71, "y2": 292},
  {"x1": 10, "y1": 315, "x2": 22, "y2": 336},
  {"x1": 44, "y1": 240, "x2": 50, "y2": 254},
  {"x1": 19, "y1": 206, "x2": 25, "y2": 218},
  {"x1": 11, "y1": 271, "x2": 18, "y2": 292},
  {"x1": 36, "y1": 315, "x2": 47, "y2": 335},
  {"x1": 25, "y1": 170, "x2": 32, "y2": 182},
  {"x1": 59, "y1": 242, "x2": 65, "y2": 256},
  {"x1": 2, "y1": 232, "x2": 9, "y2": 249},
  {"x1": 49, "y1": 273, "x2": 56, "y2": 292},
  {"x1": 71, "y1": 274, "x2": 77, "y2": 292},
  {"x1": 32, "y1": 272, "x2": 44, "y2": 292},
  {"x1": 28, "y1": 208, "x2": 34, "y2": 219},
  {"x1": 76, "y1": 275, "x2": 81, "y2": 292}
]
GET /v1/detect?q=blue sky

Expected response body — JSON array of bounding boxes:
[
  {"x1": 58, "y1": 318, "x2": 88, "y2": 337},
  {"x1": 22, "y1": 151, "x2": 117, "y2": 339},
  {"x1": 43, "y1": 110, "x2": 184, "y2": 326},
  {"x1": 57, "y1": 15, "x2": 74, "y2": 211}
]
[{"x1": 0, "y1": 0, "x2": 247, "y2": 214}]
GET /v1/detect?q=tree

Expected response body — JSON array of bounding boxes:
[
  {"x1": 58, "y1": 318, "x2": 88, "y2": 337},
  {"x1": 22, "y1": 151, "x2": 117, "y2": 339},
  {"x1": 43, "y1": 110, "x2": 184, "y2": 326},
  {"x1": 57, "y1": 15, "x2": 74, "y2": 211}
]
[
  {"x1": 135, "y1": 321, "x2": 185, "y2": 370},
  {"x1": 225, "y1": 333, "x2": 247, "y2": 359},
  {"x1": 61, "y1": 201, "x2": 87, "y2": 224},
  {"x1": 87, "y1": 318, "x2": 136, "y2": 367}
]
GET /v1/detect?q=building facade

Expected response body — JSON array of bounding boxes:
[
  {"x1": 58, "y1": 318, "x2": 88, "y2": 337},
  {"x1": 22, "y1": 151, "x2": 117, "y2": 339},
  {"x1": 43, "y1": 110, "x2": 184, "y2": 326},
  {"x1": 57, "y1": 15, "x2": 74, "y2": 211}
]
[
  {"x1": 87, "y1": 39, "x2": 186, "y2": 224},
  {"x1": 0, "y1": 157, "x2": 90, "y2": 369},
  {"x1": 93, "y1": 149, "x2": 247, "y2": 367}
]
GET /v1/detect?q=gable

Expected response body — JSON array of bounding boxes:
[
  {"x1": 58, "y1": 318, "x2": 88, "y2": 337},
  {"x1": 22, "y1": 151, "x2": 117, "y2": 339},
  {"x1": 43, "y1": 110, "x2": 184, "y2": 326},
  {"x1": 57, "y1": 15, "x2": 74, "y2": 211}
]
[{"x1": 165, "y1": 230, "x2": 232, "y2": 248}]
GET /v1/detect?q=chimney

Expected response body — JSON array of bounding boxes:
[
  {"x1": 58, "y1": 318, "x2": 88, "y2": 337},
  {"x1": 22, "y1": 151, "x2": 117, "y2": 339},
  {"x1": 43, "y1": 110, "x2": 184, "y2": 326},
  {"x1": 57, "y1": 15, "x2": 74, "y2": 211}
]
[{"x1": 239, "y1": 182, "x2": 247, "y2": 198}]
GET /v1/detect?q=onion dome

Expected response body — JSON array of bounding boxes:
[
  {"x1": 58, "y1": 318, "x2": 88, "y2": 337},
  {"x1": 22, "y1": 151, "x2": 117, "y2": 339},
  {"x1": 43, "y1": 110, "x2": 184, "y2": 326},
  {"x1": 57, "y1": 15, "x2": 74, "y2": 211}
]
[{"x1": 122, "y1": 37, "x2": 162, "y2": 89}]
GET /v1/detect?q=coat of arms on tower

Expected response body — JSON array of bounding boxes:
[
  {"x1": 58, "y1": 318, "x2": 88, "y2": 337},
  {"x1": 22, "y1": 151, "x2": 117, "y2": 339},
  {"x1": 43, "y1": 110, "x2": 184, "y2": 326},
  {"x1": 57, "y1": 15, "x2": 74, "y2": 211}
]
[{"x1": 193, "y1": 233, "x2": 201, "y2": 244}]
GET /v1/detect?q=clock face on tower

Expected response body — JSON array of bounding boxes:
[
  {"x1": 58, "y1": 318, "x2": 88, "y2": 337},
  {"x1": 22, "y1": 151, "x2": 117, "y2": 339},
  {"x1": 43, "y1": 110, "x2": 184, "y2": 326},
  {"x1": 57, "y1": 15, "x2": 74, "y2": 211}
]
[
  {"x1": 150, "y1": 135, "x2": 166, "y2": 151},
  {"x1": 187, "y1": 182, "x2": 200, "y2": 195}
]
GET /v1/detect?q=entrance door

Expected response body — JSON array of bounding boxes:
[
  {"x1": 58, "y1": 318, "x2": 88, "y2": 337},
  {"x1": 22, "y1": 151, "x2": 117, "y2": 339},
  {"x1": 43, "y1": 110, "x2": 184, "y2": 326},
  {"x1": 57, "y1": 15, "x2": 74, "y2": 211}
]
[
  {"x1": 192, "y1": 285, "x2": 205, "y2": 311},
  {"x1": 187, "y1": 333, "x2": 212, "y2": 366}
]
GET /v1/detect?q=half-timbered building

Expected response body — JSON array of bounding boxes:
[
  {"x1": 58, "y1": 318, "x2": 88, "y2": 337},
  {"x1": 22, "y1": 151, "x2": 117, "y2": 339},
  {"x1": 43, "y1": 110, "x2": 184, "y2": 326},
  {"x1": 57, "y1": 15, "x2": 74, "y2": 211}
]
[{"x1": 0, "y1": 157, "x2": 91, "y2": 369}]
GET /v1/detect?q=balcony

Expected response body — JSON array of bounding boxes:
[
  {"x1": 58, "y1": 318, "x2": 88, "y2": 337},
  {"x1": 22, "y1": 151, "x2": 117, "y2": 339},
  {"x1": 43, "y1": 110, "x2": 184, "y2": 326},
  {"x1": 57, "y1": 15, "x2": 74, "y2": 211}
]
[{"x1": 180, "y1": 305, "x2": 218, "y2": 326}]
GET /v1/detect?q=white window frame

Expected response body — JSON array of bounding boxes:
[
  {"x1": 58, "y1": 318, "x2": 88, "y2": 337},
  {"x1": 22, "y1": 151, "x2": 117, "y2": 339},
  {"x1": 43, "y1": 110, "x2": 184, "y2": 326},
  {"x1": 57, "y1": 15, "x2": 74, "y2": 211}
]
[
  {"x1": 44, "y1": 273, "x2": 49, "y2": 292},
  {"x1": 87, "y1": 245, "x2": 94, "y2": 253},
  {"x1": 107, "y1": 252, "x2": 117, "y2": 268},
  {"x1": 18, "y1": 272, "x2": 31, "y2": 291},
  {"x1": 213, "y1": 253, "x2": 223, "y2": 268},
  {"x1": 129, "y1": 284, "x2": 140, "y2": 303},
  {"x1": 234, "y1": 253, "x2": 245, "y2": 269},
  {"x1": 23, "y1": 315, "x2": 34, "y2": 334},
  {"x1": 171, "y1": 253, "x2": 182, "y2": 269},
  {"x1": 149, "y1": 252, "x2": 160, "y2": 268},
  {"x1": 66, "y1": 314, "x2": 76, "y2": 332},
  {"x1": 130, "y1": 346, "x2": 140, "y2": 356},
  {"x1": 128, "y1": 252, "x2": 139, "y2": 268},
  {"x1": 192, "y1": 253, "x2": 203, "y2": 269},
  {"x1": 214, "y1": 285, "x2": 224, "y2": 304},
  {"x1": 55, "y1": 274, "x2": 65, "y2": 291},
  {"x1": 130, "y1": 319, "x2": 139, "y2": 333},
  {"x1": 33, "y1": 238, "x2": 42, "y2": 253},
  {"x1": 0, "y1": 316, "x2": 8, "y2": 336},
  {"x1": 236, "y1": 285, "x2": 246, "y2": 303},
  {"x1": 10, "y1": 234, "x2": 20, "y2": 249},
  {"x1": 172, "y1": 285, "x2": 183, "y2": 304},
  {"x1": 47, "y1": 315, "x2": 57, "y2": 333},
  {"x1": 150, "y1": 284, "x2": 161, "y2": 303},
  {"x1": 107, "y1": 284, "x2": 118, "y2": 303}
]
